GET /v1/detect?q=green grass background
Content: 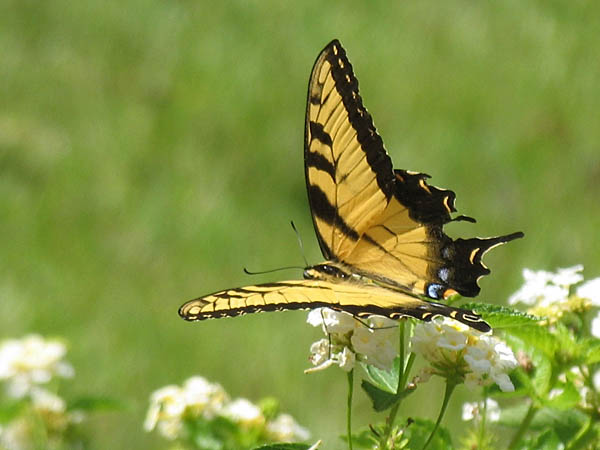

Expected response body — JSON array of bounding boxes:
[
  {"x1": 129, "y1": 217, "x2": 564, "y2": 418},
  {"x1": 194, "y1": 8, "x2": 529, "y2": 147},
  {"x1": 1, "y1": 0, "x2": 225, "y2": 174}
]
[{"x1": 1, "y1": 0, "x2": 599, "y2": 448}]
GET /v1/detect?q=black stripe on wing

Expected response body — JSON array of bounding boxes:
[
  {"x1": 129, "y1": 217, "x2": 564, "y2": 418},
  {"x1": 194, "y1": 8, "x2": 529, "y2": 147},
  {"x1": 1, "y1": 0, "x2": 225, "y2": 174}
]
[
  {"x1": 321, "y1": 40, "x2": 395, "y2": 198},
  {"x1": 307, "y1": 185, "x2": 360, "y2": 241}
]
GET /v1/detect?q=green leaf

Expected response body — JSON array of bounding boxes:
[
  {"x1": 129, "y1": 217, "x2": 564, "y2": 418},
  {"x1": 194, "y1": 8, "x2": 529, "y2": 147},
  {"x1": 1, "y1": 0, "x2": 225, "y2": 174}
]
[
  {"x1": 543, "y1": 380, "x2": 580, "y2": 410},
  {"x1": 531, "y1": 350, "x2": 553, "y2": 396},
  {"x1": 552, "y1": 322, "x2": 580, "y2": 361},
  {"x1": 503, "y1": 324, "x2": 559, "y2": 359},
  {"x1": 497, "y1": 403, "x2": 530, "y2": 428},
  {"x1": 362, "y1": 359, "x2": 399, "y2": 393},
  {"x1": 460, "y1": 303, "x2": 541, "y2": 329},
  {"x1": 583, "y1": 338, "x2": 600, "y2": 365},
  {"x1": 361, "y1": 380, "x2": 397, "y2": 411},
  {"x1": 0, "y1": 399, "x2": 26, "y2": 423},
  {"x1": 361, "y1": 380, "x2": 416, "y2": 412},
  {"x1": 499, "y1": 404, "x2": 587, "y2": 442},
  {"x1": 522, "y1": 429, "x2": 563, "y2": 450},
  {"x1": 253, "y1": 445, "x2": 311, "y2": 450},
  {"x1": 531, "y1": 408, "x2": 587, "y2": 443},
  {"x1": 344, "y1": 427, "x2": 379, "y2": 449},
  {"x1": 403, "y1": 418, "x2": 454, "y2": 450}
]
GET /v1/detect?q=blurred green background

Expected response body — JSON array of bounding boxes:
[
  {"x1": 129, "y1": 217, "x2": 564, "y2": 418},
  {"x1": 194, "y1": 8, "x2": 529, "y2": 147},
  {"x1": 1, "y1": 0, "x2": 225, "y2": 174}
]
[{"x1": 1, "y1": 0, "x2": 599, "y2": 448}]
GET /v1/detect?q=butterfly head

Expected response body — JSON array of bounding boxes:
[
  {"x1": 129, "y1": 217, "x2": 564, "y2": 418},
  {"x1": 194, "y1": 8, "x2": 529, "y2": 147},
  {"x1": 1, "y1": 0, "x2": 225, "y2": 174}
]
[{"x1": 303, "y1": 263, "x2": 350, "y2": 282}]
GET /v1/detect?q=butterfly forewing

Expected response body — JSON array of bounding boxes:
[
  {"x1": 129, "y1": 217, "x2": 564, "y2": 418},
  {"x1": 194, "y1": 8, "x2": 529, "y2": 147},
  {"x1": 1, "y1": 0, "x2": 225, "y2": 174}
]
[{"x1": 305, "y1": 40, "x2": 395, "y2": 261}]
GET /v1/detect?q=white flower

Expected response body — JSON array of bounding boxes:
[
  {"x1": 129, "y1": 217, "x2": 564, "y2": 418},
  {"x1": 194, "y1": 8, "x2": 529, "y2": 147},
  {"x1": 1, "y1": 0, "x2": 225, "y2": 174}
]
[
  {"x1": 307, "y1": 308, "x2": 356, "y2": 335},
  {"x1": 508, "y1": 266, "x2": 583, "y2": 306},
  {"x1": 31, "y1": 387, "x2": 66, "y2": 414},
  {"x1": 509, "y1": 266, "x2": 583, "y2": 306},
  {"x1": 144, "y1": 385, "x2": 185, "y2": 440},
  {"x1": 411, "y1": 318, "x2": 517, "y2": 392},
  {"x1": 577, "y1": 278, "x2": 600, "y2": 306},
  {"x1": 351, "y1": 317, "x2": 398, "y2": 371},
  {"x1": 308, "y1": 339, "x2": 330, "y2": 367},
  {"x1": 461, "y1": 401, "x2": 477, "y2": 421},
  {"x1": 552, "y1": 265, "x2": 584, "y2": 287},
  {"x1": 266, "y1": 413, "x2": 311, "y2": 442},
  {"x1": 221, "y1": 398, "x2": 265, "y2": 428},
  {"x1": 306, "y1": 340, "x2": 355, "y2": 373},
  {"x1": 462, "y1": 398, "x2": 500, "y2": 422},
  {"x1": 0, "y1": 335, "x2": 74, "y2": 398},
  {"x1": 536, "y1": 285, "x2": 569, "y2": 307},
  {"x1": 492, "y1": 372, "x2": 515, "y2": 392},
  {"x1": 410, "y1": 319, "x2": 445, "y2": 359},
  {"x1": 437, "y1": 326, "x2": 469, "y2": 351},
  {"x1": 0, "y1": 419, "x2": 30, "y2": 450},
  {"x1": 145, "y1": 375, "x2": 310, "y2": 446},
  {"x1": 337, "y1": 347, "x2": 356, "y2": 372},
  {"x1": 507, "y1": 266, "x2": 596, "y2": 323},
  {"x1": 307, "y1": 310, "x2": 399, "y2": 372},
  {"x1": 593, "y1": 370, "x2": 600, "y2": 391},
  {"x1": 508, "y1": 268, "x2": 554, "y2": 305},
  {"x1": 464, "y1": 346, "x2": 492, "y2": 374},
  {"x1": 465, "y1": 336, "x2": 517, "y2": 392},
  {"x1": 182, "y1": 376, "x2": 228, "y2": 419},
  {"x1": 30, "y1": 387, "x2": 78, "y2": 432}
]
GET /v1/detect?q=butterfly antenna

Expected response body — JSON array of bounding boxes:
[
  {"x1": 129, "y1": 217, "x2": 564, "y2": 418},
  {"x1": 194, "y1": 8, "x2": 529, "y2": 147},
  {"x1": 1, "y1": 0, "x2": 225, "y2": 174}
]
[
  {"x1": 243, "y1": 266, "x2": 303, "y2": 275},
  {"x1": 290, "y1": 221, "x2": 309, "y2": 267}
]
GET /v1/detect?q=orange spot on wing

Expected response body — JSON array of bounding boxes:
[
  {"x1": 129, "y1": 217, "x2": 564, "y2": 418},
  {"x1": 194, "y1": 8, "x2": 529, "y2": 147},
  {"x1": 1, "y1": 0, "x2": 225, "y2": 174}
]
[{"x1": 443, "y1": 289, "x2": 459, "y2": 299}]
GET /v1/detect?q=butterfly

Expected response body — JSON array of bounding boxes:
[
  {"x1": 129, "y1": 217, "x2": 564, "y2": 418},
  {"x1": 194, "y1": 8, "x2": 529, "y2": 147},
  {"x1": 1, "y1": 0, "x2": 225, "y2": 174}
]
[{"x1": 179, "y1": 39, "x2": 523, "y2": 332}]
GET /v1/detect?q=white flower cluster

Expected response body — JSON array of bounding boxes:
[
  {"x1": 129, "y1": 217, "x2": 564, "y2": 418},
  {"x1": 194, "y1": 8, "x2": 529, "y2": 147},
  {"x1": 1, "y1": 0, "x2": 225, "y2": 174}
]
[
  {"x1": 144, "y1": 375, "x2": 309, "y2": 443},
  {"x1": 306, "y1": 308, "x2": 398, "y2": 373},
  {"x1": 509, "y1": 265, "x2": 600, "y2": 325},
  {"x1": 0, "y1": 335, "x2": 82, "y2": 448},
  {"x1": 0, "y1": 334, "x2": 74, "y2": 398},
  {"x1": 0, "y1": 385, "x2": 83, "y2": 448},
  {"x1": 411, "y1": 318, "x2": 517, "y2": 392}
]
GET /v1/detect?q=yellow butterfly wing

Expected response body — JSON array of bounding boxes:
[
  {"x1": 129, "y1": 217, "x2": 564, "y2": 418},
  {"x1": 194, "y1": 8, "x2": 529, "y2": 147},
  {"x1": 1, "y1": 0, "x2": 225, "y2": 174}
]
[
  {"x1": 179, "y1": 280, "x2": 489, "y2": 331},
  {"x1": 304, "y1": 39, "x2": 523, "y2": 301}
]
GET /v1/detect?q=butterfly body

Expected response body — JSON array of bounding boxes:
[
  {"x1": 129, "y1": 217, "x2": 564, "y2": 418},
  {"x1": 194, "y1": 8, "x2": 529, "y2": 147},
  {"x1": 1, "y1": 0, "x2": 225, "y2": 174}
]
[{"x1": 179, "y1": 39, "x2": 524, "y2": 332}]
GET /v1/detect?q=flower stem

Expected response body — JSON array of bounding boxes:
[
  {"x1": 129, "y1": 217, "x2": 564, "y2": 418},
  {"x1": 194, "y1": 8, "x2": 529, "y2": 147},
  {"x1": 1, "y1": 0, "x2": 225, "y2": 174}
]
[
  {"x1": 347, "y1": 369, "x2": 354, "y2": 450},
  {"x1": 401, "y1": 353, "x2": 416, "y2": 388},
  {"x1": 507, "y1": 402, "x2": 537, "y2": 450},
  {"x1": 398, "y1": 320, "x2": 406, "y2": 388},
  {"x1": 565, "y1": 417, "x2": 593, "y2": 450},
  {"x1": 478, "y1": 397, "x2": 488, "y2": 445},
  {"x1": 382, "y1": 322, "x2": 414, "y2": 448},
  {"x1": 422, "y1": 380, "x2": 456, "y2": 450}
]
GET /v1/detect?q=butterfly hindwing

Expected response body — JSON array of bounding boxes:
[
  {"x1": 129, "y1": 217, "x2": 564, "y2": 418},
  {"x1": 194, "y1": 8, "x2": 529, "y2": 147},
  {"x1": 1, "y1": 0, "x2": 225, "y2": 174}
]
[{"x1": 179, "y1": 281, "x2": 491, "y2": 332}]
